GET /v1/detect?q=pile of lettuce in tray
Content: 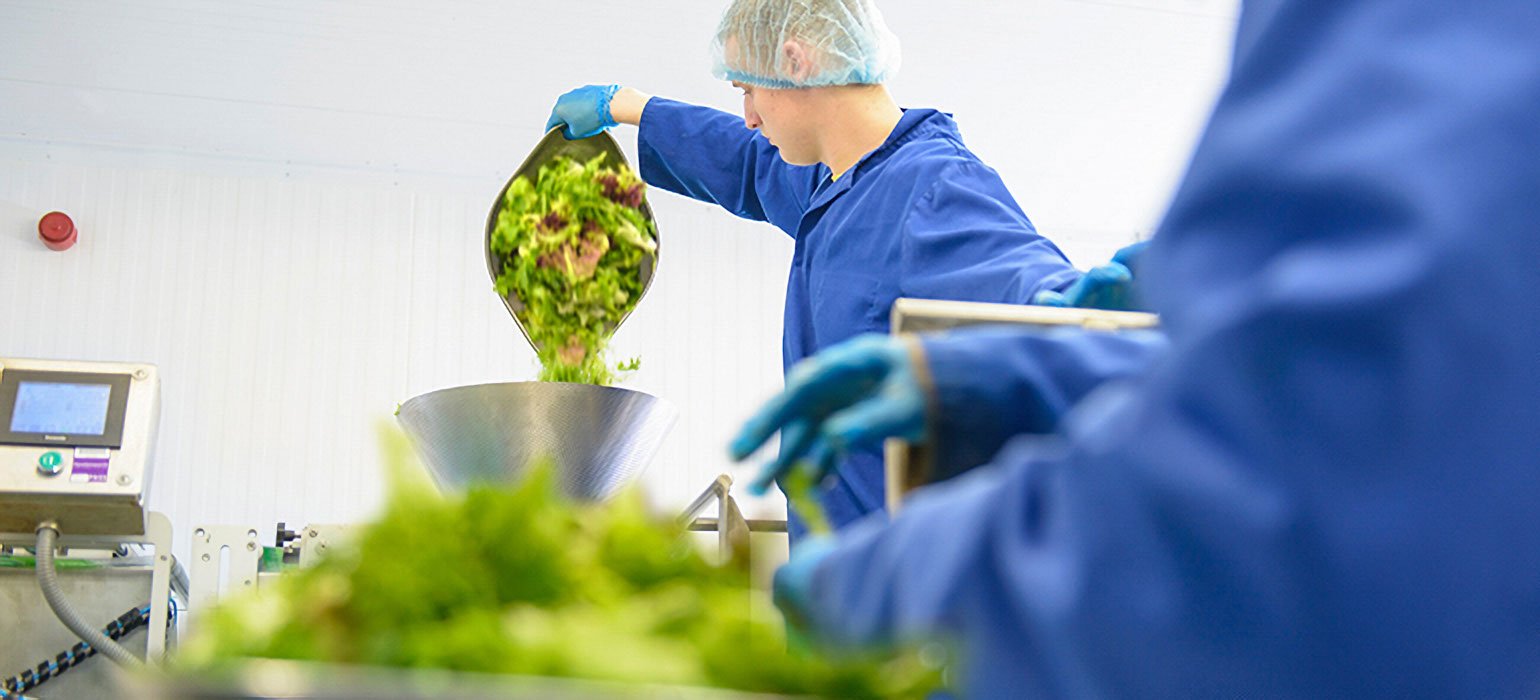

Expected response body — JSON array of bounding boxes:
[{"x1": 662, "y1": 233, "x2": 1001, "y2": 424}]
[
  {"x1": 490, "y1": 153, "x2": 657, "y2": 385},
  {"x1": 177, "y1": 431, "x2": 945, "y2": 699}
]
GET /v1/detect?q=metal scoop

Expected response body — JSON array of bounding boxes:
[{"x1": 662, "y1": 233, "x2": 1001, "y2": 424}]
[{"x1": 484, "y1": 127, "x2": 659, "y2": 353}]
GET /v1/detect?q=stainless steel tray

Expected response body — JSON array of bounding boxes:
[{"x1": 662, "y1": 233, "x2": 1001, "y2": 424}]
[{"x1": 125, "y1": 660, "x2": 796, "y2": 700}]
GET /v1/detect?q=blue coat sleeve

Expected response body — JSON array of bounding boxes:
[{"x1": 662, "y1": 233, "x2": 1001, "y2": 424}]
[
  {"x1": 636, "y1": 98, "x2": 821, "y2": 237},
  {"x1": 799, "y1": 0, "x2": 1540, "y2": 696},
  {"x1": 917, "y1": 327, "x2": 1167, "y2": 480},
  {"x1": 898, "y1": 160, "x2": 1081, "y2": 304}
]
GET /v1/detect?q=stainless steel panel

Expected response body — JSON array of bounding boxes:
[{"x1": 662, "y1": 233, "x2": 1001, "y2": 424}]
[
  {"x1": 888, "y1": 297, "x2": 1158, "y2": 335},
  {"x1": 0, "y1": 544, "x2": 187, "y2": 699}
]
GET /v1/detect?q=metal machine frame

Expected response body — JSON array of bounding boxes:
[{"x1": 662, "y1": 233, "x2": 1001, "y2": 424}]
[
  {"x1": 679, "y1": 474, "x2": 786, "y2": 561},
  {"x1": 0, "y1": 356, "x2": 186, "y2": 699}
]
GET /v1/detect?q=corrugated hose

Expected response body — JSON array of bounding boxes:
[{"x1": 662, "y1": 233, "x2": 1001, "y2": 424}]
[{"x1": 34, "y1": 525, "x2": 145, "y2": 671}]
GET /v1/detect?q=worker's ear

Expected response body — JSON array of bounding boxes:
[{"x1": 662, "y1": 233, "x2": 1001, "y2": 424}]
[{"x1": 781, "y1": 40, "x2": 816, "y2": 83}]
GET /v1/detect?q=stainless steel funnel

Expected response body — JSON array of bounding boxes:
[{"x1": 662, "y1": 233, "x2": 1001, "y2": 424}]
[
  {"x1": 395, "y1": 382, "x2": 677, "y2": 501},
  {"x1": 486, "y1": 128, "x2": 659, "y2": 354}
]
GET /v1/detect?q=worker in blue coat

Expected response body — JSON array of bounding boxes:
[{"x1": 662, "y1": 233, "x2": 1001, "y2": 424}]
[
  {"x1": 545, "y1": 0, "x2": 1136, "y2": 538},
  {"x1": 731, "y1": 0, "x2": 1540, "y2": 695}
]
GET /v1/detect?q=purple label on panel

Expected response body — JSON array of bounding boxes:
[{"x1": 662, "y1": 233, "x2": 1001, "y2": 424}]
[{"x1": 72, "y1": 457, "x2": 109, "y2": 483}]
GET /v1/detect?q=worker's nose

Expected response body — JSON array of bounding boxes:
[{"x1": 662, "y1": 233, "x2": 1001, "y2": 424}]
[{"x1": 743, "y1": 100, "x2": 761, "y2": 130}]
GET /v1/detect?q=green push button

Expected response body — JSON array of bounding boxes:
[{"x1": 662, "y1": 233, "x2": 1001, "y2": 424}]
[{"x1": 38, "y1": 451, "x2": 64, "y2": 476}]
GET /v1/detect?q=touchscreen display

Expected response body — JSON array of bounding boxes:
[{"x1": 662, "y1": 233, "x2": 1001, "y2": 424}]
[{"x1": 9, "y1": 381, "x2": 114, "y2": 435}]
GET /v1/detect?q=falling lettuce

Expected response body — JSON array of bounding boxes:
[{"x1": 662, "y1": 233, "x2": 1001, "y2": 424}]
[
  {"x1": 490, "y1": 154, "x2": 656, "y2": 385},
  {"x1": 175, "y1": 430, "x2": 946, "y2": 698}
]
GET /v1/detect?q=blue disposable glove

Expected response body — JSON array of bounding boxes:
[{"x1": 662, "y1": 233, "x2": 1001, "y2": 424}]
[
  {"x1": 544, "y1": 84, "x2": 620, "y2": 140},
  {"x1": 772, "y1": 535, "x2": 837, "y2": 630},
  {"x1": 1033, "y1": 240, "x2": 1150, "y2": 311},
  {"x1": 729, "y1": 334, "x2": 927, "y2": 496}
]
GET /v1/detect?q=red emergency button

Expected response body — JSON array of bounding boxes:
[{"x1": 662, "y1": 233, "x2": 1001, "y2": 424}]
[{"x1": 38, "y1": 211, "x2": 78, "y2": 251}]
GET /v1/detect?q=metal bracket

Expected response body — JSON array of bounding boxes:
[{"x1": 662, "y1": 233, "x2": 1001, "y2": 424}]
[
  {"x1": 189, "y1": 526, "x2": 263, "y2": 610},
  {"x1": 297, "y1": 524, "x2": 357, "y2": 566},
  {"x1": 188, "y1": 523, "x2": 360, "y2": 606}
]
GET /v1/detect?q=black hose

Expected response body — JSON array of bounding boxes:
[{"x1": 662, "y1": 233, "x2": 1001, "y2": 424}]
[{"x1": 2, "y1": 605, "x2": 153, "y2": 698}]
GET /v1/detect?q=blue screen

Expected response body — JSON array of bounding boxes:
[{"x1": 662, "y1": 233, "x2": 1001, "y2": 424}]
[{"x1": 10, "y1": 381, "x2": 113, "y2": 435}]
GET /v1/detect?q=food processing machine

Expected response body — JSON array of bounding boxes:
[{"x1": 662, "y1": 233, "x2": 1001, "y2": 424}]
[{"x1": 0, "y1": 357, "x2": 188, "y2": 699}]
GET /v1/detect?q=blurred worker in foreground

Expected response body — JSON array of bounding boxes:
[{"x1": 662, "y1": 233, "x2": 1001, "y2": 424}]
[
  {"x1": 545, "y1": 0, "x2": 1137, "y2": 540},
  {"x1": 731, "y1": 0, "x2": 1540, "y2": 695}
]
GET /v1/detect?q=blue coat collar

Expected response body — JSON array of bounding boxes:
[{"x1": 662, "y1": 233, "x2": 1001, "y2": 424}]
[{"x1": 809, "y1": 109, "x2": 960, "y2": 210}]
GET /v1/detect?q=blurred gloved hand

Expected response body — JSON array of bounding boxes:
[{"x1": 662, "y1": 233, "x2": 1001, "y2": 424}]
[
  {"x1": 1033, "y1": 240, "x2": 1150, "y2": 311},
  {"x1": 772, "y1": 535, "x2": 837, "y2": 629},
  {"x1": 545, "y1": 84, "x2": 620, "y2": 140},
  {"x1": 729, "y1": 334, "x2": 927, "y2": 496}
]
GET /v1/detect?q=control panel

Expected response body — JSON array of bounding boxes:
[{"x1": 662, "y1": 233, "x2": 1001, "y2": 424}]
[{"x1": 0, "y1": 358, "x2": 160, "y2": 535}]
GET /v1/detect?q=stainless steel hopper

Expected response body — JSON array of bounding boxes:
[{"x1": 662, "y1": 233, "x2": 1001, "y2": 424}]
[{"x1": 395, "y1": 382, "x2": 676, "y2": 501}]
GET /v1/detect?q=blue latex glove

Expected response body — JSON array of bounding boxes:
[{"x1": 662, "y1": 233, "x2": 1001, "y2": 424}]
[
  {"x1": 772, "y1": 535, "x2": 837, "y2": 629},
  {"x1": 1033, "y1": 240, "x2": 1150, "y2": 311},
  {"x1": 544, "y1": 84, "x2": 620, "y2": 140},
  {"x1": 729, "y1": 334, "x2": 927, "y2": 496}
]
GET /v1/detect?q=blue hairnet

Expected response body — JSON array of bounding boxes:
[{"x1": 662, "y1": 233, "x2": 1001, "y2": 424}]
[{"x1": 710, "y1": 0, "x2": 901, "y2": 89}]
